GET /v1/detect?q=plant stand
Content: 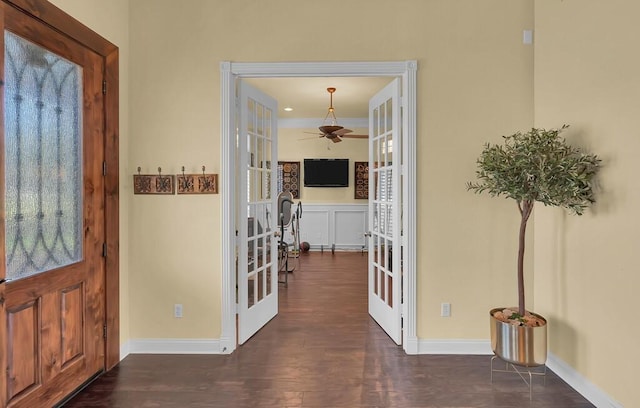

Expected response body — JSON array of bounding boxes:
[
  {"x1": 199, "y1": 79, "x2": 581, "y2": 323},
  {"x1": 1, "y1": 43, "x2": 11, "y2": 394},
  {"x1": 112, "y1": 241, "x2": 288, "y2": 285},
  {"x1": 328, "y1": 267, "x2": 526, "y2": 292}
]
[{"x1": 490, "y1": 355, "x2": 547, "y2": 401}]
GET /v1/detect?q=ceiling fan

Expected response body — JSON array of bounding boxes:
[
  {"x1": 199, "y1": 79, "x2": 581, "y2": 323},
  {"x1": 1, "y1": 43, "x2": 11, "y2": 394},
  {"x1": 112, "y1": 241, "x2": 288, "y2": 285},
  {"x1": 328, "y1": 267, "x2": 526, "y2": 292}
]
[{"x1": 307, "y1": 87, "x2": 368, "y2": 143}]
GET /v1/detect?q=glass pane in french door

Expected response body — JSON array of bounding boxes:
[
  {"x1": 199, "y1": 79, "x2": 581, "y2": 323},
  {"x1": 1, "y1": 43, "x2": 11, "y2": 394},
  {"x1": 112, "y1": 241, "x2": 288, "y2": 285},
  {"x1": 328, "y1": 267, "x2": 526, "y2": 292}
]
[
  {"x1": 371, "y1": 84, "x2": 396, "y2": 309},
  {"x1": 368, "y1": 77, "x2": 400, "y2": 344},
  {"x1": 246, "y1": 97, "x2": 274, "y2": 308},
  {"x1": 4, "y1": 31, "x2": 83, "y2": 280}
]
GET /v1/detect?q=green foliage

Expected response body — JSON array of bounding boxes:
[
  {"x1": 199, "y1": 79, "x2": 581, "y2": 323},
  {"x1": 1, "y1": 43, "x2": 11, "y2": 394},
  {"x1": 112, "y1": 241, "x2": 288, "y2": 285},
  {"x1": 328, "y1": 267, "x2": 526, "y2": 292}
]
[
  {"x1": 508, "y1": 312, "x2": 525, "y2": 323},
  {"x1": 467, "y1": 125, "x2": 601, "y2": 215},
  {"x1": 467, "y1": 125, "x2": 601, "y2": 315}
]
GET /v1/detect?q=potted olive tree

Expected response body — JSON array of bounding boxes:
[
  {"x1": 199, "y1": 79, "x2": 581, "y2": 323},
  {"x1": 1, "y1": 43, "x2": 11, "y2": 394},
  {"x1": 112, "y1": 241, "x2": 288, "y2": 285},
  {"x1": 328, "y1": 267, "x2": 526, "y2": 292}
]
[{"x1": 467, "y1": 125, "x2": 600, "y2": 366}]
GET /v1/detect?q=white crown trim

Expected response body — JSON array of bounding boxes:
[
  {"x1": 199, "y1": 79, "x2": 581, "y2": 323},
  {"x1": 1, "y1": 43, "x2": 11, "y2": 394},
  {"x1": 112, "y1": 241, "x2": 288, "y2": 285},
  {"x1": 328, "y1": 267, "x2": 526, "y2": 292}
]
[{"x1": 279, "y1": 117, "x2": 368, "y2": 129}]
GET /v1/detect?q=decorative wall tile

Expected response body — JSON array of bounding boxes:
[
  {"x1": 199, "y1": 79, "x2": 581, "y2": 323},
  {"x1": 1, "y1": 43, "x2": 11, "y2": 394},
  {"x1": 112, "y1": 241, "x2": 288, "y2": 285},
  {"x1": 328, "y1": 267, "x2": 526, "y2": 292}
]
[
  {"x1": 278, "y1": 161, "x2": 300, "y2": 199},
  {"x1": 354, "y1": 161, "x2": 369, "y2": 199}
]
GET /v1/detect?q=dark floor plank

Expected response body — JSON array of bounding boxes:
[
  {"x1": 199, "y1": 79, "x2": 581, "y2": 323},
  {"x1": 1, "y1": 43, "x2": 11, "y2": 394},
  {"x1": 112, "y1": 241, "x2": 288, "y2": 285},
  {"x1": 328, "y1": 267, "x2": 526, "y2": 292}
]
[{"x1": 63, "y1": 252, "x2": 593, "y2": 408}]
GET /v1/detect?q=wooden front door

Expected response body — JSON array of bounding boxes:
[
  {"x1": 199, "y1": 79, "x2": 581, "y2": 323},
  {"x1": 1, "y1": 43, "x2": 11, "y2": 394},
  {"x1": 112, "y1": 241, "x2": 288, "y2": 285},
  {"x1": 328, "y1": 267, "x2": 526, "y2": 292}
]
[{"x1": 0, "y1": 4, "x2": 107, "y2": 407}]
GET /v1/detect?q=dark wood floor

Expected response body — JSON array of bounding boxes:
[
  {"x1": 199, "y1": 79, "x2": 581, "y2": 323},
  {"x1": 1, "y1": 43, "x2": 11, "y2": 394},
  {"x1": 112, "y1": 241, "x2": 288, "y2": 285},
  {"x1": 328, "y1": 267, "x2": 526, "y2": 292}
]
[{"x1": 63, "y1": 252, "x2": 594, "y2": 407}]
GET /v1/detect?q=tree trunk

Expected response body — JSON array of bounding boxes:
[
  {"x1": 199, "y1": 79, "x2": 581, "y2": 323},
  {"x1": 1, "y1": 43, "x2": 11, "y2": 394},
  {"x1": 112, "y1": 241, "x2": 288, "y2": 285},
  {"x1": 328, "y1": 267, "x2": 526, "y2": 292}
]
[{"x1": 517, "y1": 200, "x2": 534, "y2": 316}]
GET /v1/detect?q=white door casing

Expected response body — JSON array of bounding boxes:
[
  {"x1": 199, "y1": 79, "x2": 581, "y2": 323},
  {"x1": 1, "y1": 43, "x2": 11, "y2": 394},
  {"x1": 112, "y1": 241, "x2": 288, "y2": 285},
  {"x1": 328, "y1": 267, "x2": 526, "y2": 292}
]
[
  {"x1": 367, "y1": 78, "x2": 402, "y2": 344},
  {"x1": 220, "y1": 61, "x2": 418, "y2": 354},
  {"x1": 237, "y1": 81, "x2": 279, "y2": 344}
]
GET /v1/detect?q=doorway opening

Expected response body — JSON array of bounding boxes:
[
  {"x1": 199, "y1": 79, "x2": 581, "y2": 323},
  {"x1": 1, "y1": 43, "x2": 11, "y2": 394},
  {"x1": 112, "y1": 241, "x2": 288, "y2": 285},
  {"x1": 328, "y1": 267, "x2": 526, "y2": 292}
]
[{"x1": 220, "y1": 61, "x2": 418, "y2": 355}]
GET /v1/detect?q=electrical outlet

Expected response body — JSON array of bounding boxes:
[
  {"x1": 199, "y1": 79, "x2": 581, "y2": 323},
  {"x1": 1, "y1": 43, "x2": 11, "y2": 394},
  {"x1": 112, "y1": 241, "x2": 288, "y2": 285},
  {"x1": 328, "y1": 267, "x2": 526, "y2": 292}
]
[
  {"x1": 441, "y1": 302, "x2": 451, "y2": 317},
  {"x1": 174, "y1": 304, "x2": 183, "y2": 318}
]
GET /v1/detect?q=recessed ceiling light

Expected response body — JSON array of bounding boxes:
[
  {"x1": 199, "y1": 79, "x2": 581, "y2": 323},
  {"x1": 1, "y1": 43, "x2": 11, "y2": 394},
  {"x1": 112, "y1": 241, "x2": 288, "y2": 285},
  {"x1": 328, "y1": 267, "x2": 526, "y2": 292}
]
[{"x1": 284, "y1": 107, "x2": 293, "y2": 112}]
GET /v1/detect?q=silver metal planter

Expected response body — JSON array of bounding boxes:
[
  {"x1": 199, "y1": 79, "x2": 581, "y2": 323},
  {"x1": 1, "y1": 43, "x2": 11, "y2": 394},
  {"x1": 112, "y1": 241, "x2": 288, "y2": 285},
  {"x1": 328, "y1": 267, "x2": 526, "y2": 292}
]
[{"x1": 490, "y1": 308, "x2": 547, "y2": 367}]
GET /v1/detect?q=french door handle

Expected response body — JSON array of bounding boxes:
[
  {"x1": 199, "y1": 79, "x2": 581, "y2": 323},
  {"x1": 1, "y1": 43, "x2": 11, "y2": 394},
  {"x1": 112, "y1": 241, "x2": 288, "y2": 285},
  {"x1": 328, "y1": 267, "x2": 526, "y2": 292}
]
[{"x1": 364, "y1": 232, "x2": 372, "y2": 237}]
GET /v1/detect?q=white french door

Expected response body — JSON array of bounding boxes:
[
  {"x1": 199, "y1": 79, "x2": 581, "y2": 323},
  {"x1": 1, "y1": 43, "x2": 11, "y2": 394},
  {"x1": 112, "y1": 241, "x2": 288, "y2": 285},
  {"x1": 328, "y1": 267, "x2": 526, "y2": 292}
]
[
  {"x1": 368, "y1": 78, "x2": 402, "y2": 344},
  {"x1": 237, "y1": 80, "x2": 279, "y2": 344}
]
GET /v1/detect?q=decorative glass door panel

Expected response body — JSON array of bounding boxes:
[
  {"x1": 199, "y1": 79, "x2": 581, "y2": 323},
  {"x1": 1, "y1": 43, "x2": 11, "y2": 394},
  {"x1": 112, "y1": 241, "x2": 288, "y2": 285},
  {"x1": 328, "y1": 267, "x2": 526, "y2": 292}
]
[{"x1": 4, "y1": 31, "x2": 83, "y2": 281}]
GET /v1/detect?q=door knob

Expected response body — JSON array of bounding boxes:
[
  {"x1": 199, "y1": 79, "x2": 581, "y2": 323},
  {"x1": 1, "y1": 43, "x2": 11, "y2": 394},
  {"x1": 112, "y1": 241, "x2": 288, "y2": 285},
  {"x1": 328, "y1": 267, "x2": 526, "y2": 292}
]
[{"x1": 364, "y1": 232, "x2": 372, "y2": 237}]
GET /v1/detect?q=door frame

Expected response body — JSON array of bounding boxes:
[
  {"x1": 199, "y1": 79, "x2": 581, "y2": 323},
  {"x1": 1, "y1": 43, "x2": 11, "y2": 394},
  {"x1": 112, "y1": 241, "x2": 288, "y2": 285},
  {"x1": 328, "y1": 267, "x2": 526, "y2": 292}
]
[
  {"x1": 220, "y1": 61, "x2": 417, "y2": 354},
  {"x1": 1, "y1": 0, "x2": 120, "y2": 369}
]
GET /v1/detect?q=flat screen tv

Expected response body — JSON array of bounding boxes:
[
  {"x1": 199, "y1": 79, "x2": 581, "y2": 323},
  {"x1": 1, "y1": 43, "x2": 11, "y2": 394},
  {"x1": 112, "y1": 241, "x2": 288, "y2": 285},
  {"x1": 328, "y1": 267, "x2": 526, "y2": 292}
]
[{"x1": 304, "y1": 158, "x2": 349, "y2": 187}]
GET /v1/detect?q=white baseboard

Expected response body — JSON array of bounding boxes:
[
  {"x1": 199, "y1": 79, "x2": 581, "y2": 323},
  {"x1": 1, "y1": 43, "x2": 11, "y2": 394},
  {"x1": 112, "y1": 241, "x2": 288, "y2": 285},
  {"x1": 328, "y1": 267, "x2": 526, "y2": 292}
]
[
  {"x1": 415, "y1": 339, "x2": 621, "y2": 407},
  {"x1": 126, "y1": 338, "x2": 223, "y2": 354},
  {"x1": 308, "y1": 246, "x2": 366, "y2": 252},
  {"x1": 546, "y1": 352, "x2": 622, "y2": 408},
  {"x1": 417, "y1": 339, "x2": 492, "y2": 354},
  {"x1": 403, "y1": 336, "x2": 419, "y2": 355},
  {"x1": 120, "y1": 340, "x2": 131, "y2": 361}
]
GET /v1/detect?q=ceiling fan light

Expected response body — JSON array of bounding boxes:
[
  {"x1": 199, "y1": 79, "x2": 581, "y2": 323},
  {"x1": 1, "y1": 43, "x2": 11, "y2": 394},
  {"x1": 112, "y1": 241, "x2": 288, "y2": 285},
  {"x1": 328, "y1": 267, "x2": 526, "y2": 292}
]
[
  {"x1": 322, "y1": 87, "x2": 340, "y2": 127},
  {"x1": 319, "y1": 125, "x2": 343, "y2": 135}
]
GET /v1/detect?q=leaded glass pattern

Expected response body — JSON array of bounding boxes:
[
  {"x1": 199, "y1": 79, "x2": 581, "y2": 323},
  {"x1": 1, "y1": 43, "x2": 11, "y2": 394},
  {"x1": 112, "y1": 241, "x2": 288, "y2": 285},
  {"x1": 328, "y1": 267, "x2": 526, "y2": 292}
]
[{"x1": 4, "y1": 30, "x2": 83, "y2": 280}]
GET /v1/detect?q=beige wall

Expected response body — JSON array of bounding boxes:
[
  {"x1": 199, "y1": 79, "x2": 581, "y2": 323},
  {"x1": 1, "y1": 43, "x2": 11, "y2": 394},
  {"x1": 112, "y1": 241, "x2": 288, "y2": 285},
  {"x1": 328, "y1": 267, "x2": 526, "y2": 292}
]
[
  {"x1": 49, "y1": 0, "x2": 131, "y2": 347},
  {"x1": 37, "y1": 0, "x2": 638, "y2": 404},
  {"x1": 123, "y1": 0, "x2": 534, "y2": 341},
  {"x1": 48, "y1": 0, "x2": 537, "y2": 356},
  {"x1": 417, "y1": 1, "x2": 535, "y2": 338},
  {"x1": 279, "y1": 127, "x2": 368, "y2": 203},
  {"x1": 53, "y1": 0, "x2": 534, "y2": 357},
  {"x1": 534, "y1": 1, "x2": 639, "y2": 406}
]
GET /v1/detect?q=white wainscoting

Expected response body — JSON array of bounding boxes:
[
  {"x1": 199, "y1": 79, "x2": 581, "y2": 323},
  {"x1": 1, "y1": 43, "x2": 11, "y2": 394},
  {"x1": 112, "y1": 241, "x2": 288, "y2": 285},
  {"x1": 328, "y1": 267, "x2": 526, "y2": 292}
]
[{"x1": 284, "y1": 203, "x2": 368, "y2": 250}]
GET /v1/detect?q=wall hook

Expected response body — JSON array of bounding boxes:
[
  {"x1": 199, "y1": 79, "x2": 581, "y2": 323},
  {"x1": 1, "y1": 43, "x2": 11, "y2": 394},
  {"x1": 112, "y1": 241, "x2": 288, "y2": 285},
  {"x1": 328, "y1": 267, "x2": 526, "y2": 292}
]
[
  {"x1": 133, "y1": 166, "x2": 174, "y2": 195},
  {"x1": 176, "y1": 166, "x2": 218, "y2": 194},
  {"x1": 178, "y1": 166, "x2": 192, "y2": 192}
]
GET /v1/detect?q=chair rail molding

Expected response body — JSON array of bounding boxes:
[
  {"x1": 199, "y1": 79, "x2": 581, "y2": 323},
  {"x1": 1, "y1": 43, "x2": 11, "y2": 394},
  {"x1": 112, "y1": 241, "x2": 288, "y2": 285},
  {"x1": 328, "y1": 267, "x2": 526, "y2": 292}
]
[{"x1": 286, "y1": 203, "x2": 368, "y2": 251}]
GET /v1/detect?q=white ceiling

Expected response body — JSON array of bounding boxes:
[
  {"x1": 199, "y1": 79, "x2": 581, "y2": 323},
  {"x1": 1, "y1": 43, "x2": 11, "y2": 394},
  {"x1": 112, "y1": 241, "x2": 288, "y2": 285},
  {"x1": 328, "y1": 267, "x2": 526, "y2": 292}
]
[{"x1": 244, "y1": 77, "x2": 394, "y2": 127}]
